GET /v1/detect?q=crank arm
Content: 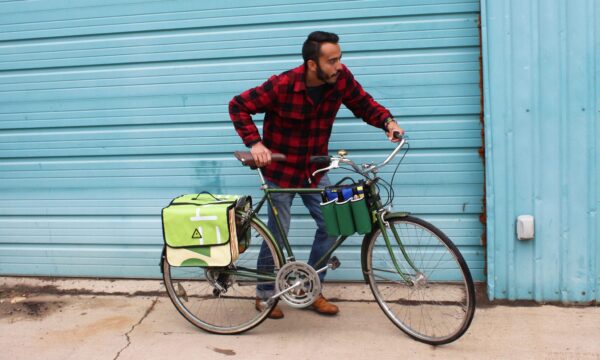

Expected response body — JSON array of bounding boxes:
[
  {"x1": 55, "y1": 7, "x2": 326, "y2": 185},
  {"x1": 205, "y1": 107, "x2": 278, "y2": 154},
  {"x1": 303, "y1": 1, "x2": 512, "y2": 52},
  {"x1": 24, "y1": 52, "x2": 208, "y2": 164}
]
[
  {"x1": 316, "y1": 256, "x2": 341, "y2": 274},
  {"x1": 268, "y1": 280, "x2": 303, "y2": 302}
]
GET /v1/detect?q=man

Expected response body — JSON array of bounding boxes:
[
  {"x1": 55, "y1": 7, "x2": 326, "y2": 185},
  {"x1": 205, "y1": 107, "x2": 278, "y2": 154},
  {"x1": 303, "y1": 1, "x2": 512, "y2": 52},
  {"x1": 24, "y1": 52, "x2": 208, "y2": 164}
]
[{"x1": 229, "y1": 31, "x2": 403, "y2": 319}]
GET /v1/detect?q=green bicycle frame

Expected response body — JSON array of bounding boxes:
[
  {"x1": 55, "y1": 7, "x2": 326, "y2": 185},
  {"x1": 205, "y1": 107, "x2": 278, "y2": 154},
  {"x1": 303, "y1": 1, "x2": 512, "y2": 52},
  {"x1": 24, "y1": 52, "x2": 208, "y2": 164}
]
[{"x1": 237, "y1": 168, "x2": 421, "y2": 281}]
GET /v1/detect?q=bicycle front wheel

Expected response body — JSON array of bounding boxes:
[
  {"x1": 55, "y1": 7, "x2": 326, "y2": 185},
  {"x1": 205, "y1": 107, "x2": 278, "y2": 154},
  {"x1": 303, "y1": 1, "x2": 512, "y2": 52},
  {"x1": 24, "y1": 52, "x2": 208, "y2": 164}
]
[
  {"x1": 163, "y1": 215, "x2": 282, "y2": 334},
  {"x1": 363, "y1": 214, "x2": 475, "y2": 345}
]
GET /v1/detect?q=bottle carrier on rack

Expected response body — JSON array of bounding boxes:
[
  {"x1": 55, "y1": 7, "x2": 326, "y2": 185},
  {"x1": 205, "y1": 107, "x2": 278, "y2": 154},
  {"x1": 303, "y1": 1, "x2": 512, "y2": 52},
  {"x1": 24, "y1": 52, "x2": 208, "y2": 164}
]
[{"x1": 320, "y1": 178, "x2": 373, "y2": 237}]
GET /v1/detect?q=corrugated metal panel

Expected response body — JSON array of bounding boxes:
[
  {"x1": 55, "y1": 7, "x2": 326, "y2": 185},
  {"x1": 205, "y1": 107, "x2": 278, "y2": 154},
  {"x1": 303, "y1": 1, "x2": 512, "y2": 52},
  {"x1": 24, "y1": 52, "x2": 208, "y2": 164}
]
[
  {"x1": 481, "y1": 0, "x2": 599, "y2": 301},
  {"x1": 0, "y1": 0, "x2": 484, "y2": 280}
]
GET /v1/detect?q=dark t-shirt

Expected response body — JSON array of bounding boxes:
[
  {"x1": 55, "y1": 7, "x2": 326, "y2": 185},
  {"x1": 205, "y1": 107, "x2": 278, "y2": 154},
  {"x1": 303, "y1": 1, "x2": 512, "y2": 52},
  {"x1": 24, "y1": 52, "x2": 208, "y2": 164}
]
[{"x1": 306, "y1": 84, "x2": 328, "y2": 106}]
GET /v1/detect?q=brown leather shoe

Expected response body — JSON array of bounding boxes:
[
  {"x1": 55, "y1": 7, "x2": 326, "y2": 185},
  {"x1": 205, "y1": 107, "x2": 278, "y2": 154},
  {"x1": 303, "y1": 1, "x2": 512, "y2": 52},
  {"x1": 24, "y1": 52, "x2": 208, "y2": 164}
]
[
  {"x1": 311, "y1": 294, "x2": 339, "y2": 315},
  {"x1": 255, "y1": 298, "x2": 284, "y2": 319}
]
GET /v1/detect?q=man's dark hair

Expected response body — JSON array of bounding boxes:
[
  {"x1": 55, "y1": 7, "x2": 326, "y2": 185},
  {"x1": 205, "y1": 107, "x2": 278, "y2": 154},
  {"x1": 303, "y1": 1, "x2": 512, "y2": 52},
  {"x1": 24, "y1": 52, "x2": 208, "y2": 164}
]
[{"x1": 302, "y1": 31, "x2": 339, "y2": 65}]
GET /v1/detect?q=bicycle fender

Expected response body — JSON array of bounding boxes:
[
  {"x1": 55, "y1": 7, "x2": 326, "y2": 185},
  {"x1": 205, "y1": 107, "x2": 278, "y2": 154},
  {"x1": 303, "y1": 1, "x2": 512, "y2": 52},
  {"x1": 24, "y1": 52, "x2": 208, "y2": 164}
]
[{"x1": 384, "y1": 211, "x2": 410, "y2": 219}]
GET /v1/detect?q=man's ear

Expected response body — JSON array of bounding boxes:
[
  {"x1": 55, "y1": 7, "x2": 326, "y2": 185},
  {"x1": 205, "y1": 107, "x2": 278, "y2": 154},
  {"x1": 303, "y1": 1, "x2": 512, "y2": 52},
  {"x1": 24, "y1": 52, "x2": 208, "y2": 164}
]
[{"x1": 307, "y1": 59, "x2": 317, "y2": 72}]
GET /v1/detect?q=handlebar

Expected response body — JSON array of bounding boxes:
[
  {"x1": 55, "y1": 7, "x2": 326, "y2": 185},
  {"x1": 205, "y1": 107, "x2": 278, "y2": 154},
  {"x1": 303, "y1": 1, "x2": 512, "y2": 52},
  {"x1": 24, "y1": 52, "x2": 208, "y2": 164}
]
[{"x1": 311, "y1": 134, "x2": 407, "y2": 178}]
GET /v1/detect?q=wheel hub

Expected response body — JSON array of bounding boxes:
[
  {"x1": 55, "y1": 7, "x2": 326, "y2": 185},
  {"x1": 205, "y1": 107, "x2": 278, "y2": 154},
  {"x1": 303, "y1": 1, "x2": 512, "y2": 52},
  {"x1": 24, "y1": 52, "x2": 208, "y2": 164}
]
[
  {"x1": 205, "y1": 268, "x2": 233, "y2": 295},
  {"x1": 413, "y1": 272, "x2": 428, "y2": 287}
]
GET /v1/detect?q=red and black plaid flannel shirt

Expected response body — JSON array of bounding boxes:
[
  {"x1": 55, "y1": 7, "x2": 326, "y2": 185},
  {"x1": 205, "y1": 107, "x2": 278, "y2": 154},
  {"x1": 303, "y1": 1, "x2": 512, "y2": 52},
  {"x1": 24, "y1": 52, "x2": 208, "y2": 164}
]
[{"x1": 229, "y1": 64, "x2": 392, "y2": 188}]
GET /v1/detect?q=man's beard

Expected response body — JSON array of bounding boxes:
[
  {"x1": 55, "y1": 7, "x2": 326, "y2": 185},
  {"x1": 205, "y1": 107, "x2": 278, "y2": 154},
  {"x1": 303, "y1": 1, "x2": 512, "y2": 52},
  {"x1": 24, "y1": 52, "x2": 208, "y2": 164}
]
[{"x1": 316, "y1": 63, "x2": 338, "y2": 84}]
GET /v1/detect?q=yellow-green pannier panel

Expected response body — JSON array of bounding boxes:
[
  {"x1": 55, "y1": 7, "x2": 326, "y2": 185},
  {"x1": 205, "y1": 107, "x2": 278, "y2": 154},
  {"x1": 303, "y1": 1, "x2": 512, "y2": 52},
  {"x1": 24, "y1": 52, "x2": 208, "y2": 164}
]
[{"x1": 162, "y1": 194, "x2": 240, "y2": 267}]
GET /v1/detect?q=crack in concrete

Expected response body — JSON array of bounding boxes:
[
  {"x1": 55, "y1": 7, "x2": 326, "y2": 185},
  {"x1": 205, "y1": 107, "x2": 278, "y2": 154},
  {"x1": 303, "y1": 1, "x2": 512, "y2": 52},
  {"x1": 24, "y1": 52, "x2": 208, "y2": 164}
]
[{"x1": 113, "y1": 297, "x2": 158, "y2": 360}]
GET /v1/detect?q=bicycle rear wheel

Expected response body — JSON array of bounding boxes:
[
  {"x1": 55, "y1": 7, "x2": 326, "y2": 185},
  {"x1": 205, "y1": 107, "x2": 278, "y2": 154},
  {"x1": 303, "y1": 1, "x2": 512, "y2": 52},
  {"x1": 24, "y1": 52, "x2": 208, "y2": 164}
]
[
  {"x1": 363, "y1": 214, "x2": 475, "y2": 345},
  {"x1": 162, "y1": 215, "x2": 282, "y2": 334}
]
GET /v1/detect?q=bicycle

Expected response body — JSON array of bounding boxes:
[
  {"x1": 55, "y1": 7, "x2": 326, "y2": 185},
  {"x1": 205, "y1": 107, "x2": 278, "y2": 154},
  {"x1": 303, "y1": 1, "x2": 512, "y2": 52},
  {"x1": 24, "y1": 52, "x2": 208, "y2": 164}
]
[{"x1": 162, "y1": 134, "x2": 476, "y2": 345}]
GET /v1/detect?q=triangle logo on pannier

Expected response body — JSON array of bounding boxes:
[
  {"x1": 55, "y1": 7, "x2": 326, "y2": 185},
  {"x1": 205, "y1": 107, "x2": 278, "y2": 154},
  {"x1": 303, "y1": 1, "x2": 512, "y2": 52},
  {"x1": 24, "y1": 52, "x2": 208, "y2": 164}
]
[{"x1": 191, "y1": 228, "x2": 202, "y2": 239}]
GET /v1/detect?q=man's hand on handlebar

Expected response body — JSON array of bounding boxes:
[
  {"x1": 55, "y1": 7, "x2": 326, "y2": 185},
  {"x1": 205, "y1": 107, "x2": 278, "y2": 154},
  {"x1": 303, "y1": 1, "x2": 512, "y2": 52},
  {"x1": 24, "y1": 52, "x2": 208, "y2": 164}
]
[
  {"x1": 385, "y1": 120, "x2": 404, "y2": 143},
  {"x1": 250, "y1": 141, "x2": 272, "y2": 167}
]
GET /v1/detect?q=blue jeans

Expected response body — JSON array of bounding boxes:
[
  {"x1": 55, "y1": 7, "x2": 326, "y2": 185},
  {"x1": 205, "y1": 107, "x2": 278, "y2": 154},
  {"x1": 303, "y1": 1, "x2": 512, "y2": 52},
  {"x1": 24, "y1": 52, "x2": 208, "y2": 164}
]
[{"x1": 256, "y1": 176, "x2": 337, "y2": 299}]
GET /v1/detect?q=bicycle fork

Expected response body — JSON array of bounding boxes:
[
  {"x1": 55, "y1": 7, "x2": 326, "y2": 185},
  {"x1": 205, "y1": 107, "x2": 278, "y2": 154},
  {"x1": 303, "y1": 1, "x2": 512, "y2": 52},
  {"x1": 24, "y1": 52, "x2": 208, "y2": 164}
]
[{"x1": 376, "y1": 211, "x2": 421, "y2": 285}]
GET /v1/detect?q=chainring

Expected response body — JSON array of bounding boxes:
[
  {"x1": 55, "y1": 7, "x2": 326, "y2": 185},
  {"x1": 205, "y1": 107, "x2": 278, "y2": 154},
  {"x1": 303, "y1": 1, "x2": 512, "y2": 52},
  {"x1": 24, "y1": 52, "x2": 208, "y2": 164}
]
[{"x1": 275, "y1": 261, "x2": 321, "y2": 308}]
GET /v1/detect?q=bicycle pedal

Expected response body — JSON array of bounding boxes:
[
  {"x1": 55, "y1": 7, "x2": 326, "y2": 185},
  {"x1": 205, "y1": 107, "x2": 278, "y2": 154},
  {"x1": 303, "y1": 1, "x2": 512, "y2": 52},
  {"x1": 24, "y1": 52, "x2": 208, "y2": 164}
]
[{"x1": 328, "y1": 256, "x2": 341, "y2": 270}]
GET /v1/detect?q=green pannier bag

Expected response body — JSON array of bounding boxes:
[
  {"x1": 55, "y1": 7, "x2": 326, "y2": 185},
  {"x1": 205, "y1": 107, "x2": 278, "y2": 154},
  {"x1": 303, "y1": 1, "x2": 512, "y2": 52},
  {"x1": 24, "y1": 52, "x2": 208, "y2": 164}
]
[{"x1": 162, "y1": 193, "x2": 247, "y2": 267}]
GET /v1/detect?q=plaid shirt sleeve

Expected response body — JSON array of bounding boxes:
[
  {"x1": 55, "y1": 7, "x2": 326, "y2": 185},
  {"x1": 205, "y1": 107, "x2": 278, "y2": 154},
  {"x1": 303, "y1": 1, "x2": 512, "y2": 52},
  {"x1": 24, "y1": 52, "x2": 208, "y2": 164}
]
[
  {"x1": 229, "y1": 75, "x2": 279, "y2": 147},
  {"x1": 341, "y1": 66, "x2": 392, "y2": 130}
]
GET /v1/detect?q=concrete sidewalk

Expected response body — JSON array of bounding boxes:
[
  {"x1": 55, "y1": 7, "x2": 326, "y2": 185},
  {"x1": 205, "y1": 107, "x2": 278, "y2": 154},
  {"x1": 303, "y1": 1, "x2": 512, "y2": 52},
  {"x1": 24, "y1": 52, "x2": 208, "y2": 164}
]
[{"x1": 1, "y1": 277, "x2": 599, "y2": 360}]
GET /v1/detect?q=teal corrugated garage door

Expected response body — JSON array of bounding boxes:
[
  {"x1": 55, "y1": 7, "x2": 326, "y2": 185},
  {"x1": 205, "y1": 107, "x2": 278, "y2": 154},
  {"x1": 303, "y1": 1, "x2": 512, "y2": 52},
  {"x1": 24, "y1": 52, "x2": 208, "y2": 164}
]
[{"x1": 0, "y1": 0, "x2": 484, "y2": 280}]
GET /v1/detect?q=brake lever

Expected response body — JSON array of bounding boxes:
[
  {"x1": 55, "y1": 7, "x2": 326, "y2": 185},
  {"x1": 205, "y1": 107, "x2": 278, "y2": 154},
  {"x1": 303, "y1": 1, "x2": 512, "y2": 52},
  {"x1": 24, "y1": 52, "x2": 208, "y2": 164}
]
[{"x1": 311, "y1": 158, "x2": 340, "y2": 177}]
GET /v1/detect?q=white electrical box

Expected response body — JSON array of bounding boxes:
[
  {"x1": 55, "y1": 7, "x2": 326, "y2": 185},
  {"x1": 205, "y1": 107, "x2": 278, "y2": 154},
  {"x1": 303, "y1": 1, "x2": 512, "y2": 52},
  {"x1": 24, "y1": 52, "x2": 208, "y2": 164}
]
[{"x1": 516, "y1": 215, "x2": 535, "y2": 240}]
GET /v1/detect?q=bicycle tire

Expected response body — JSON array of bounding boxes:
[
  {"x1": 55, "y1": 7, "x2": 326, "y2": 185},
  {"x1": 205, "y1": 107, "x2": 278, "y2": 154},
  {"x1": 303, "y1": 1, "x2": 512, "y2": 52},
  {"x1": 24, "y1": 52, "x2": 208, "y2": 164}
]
[
  {"x1": 163, "y1": 214, "x2": 283, "y2": 334},
  {"x1": 362, "y1": 214, "x2": 476, "y2": 345}
]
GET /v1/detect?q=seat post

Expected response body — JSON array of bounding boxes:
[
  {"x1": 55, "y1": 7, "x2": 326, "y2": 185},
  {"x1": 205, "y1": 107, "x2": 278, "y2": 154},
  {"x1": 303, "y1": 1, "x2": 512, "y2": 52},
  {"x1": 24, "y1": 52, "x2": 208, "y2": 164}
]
[{"x1": 257, "y1": 168, "x2": 268, "y2": 187}]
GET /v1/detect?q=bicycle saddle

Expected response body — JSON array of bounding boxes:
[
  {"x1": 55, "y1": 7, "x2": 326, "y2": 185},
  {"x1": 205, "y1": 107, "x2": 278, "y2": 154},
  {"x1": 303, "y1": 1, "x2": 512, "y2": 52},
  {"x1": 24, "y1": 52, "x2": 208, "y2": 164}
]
[
  {"x1": 234, "y1": 151, "x2": 332, "y2": 169},
  {"x1": 234, "y1": 151, "x2": 286, "y2": 169}
]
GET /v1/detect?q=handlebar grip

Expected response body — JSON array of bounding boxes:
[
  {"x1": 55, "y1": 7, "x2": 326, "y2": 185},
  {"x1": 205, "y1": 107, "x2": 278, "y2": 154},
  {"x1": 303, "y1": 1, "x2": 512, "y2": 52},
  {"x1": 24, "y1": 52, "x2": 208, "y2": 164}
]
[{"x1": 393, "y1": 131, "x2": 403, "y2": 141}]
